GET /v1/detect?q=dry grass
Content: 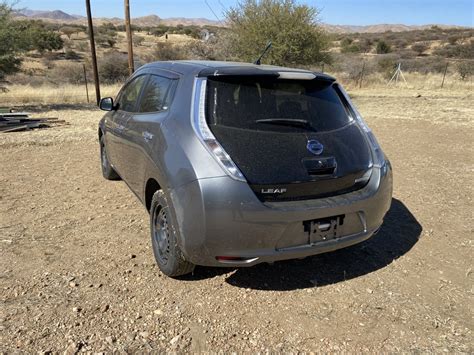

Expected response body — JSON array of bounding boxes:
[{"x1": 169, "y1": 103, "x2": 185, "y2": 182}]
[
  {"x1": 335, "y1": 72, "x2": 473, "y2": 91},
  {"x1": 0, "y1": 72, "x2": 472, "y2": 106},
  {"x1": 0, "y1": 84, "x2": 121, "y2": 105}
]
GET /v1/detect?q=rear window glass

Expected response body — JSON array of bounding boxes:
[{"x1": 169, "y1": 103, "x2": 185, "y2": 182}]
[{"x1": 206, "y1": 77, "x2": 352, "y2": 133}]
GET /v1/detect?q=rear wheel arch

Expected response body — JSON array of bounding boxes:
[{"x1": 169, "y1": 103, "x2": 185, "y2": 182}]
[
  {"x1": 98, "y1": 125, "x2": 105, "y2": 140},
  {"x1": 145, "y1": 178, "x2": 161, "y2": 212}
]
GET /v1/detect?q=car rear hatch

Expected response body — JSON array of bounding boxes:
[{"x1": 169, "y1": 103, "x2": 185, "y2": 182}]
[{"x1": 203, "y1": 71, "x2": 373, "y2": 202}]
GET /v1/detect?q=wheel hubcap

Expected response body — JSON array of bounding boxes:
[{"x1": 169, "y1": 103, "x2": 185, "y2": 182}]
[
  {"x1": 153, "y1": 207, "x2": 170, "y2": 264},
  {"x1": 101, "y1": 143, "x2": 108, "y2": 170}
]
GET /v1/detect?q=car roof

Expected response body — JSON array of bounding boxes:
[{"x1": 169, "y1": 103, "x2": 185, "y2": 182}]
[{"x1": 138, "y1": 60, "x2": 335, "y2": 81}]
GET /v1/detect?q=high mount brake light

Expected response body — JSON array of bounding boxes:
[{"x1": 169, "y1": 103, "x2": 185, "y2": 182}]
[
  {"x1": 192, "y1": 78, "x2": 246, "y2": 182},
  {"x1": 339, "y1": 86, "x2": 386, "y2": 168}
]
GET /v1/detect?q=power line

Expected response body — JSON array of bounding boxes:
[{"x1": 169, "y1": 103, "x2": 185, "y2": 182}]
[{"x1": 204, "y1": 0, "x2": 223, "y2": 25}]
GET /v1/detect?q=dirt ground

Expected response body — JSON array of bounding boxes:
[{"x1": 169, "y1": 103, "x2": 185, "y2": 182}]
[{"x1": 1, "y1": 88, "x2": 473, "y2": 353}]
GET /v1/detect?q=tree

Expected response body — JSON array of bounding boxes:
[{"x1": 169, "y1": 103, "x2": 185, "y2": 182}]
[
  {"x1": 0, "y1": 3, "x2": 22, "y2": 81},
  {"x1": 225, "y1": 0, "x2": 331, "y2": 66},
  {"x1": 1, "y1": 2, "x2": 63, "y2": 82},
  {"x1": 376, "y1": 40, "x2": 392, "y2": 54},
  {"x1": 29, "y1": 28, "x2": 63, "y2": 54}
]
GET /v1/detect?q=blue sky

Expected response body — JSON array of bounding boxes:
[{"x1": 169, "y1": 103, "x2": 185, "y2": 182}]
[{"x1": 14, "y1": 0, "x2": 474, "y2": 26}]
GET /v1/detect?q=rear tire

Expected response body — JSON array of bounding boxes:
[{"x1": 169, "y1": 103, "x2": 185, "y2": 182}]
[
  {"x1": 99, "y1": 134, "x2": 120, "y2": 180},
  {"x1": 150, "y1": 190, "x2": 195, "y2": 277}
]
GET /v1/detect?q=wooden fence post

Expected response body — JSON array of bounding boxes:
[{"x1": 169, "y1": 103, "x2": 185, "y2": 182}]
[
  {"x1": 359, "y1": 61, "x2": 366, "y2": 89},
  {"x1": 441, "y1": 62, "x2": 449, "y2": 89},
  {"x1": 83, "y1": 64, "x2": 90, "y2": 104}
]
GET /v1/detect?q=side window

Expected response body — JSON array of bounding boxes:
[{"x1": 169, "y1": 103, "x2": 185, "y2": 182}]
[
  {"x1": 118, "y1": 75, "x2": 147, "y2": 112},
  {"x1": 138, "y1": 75, "x2": 176, "y2": 113}
]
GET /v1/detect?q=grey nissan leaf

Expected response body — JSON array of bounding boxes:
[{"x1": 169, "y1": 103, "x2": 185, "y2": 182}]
[{"x1": 98, "y1": 61, "x2": 393, "y2": 277}]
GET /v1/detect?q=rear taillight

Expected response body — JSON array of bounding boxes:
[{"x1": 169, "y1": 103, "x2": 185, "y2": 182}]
[{"x1": 191, "y1": 78, "x2": 246, "y2": 182}]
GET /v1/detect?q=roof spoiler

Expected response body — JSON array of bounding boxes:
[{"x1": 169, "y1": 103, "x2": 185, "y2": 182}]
[{"x1": 198, "y1": 67, "x2": 336, "y2": 82}]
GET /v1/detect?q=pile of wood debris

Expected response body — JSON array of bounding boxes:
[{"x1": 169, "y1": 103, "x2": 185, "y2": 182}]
[{"x1": 0, "y1": 109, "x2": 66, "y2": 133}]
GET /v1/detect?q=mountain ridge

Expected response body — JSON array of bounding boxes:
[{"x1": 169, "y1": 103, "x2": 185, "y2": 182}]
[{"x1": 13, "y1": 9, "x2": 468, "y2": 33}]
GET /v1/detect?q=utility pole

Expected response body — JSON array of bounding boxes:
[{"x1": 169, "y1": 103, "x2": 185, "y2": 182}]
[
  {"x1": 124, "y1": 0, "x2": 135, "y2": 75},
  {"x1": 85, "y1": 0, "x2": 101, "y2": 105}
]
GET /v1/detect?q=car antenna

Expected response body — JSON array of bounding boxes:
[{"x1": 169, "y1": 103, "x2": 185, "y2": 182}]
[{"x1": 254, "y1": 41, "x2": 272, "y2": 65}]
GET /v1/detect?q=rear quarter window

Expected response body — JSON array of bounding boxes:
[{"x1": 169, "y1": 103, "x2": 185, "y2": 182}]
[{"x1": 138, "y1": 75, "x2": 177, "y2": 113}]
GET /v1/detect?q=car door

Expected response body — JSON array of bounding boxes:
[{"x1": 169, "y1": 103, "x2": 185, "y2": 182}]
[
  {"x1": 105, "y1": 75, "x2": 147, "y2": 178},
  {"x1": 124, "y1": 74, "x2": 178, "y2": 194}
]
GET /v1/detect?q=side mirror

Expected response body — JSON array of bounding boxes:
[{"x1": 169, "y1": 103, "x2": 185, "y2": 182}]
[{"x1": 99, "y1": 97, "x2": 115, "y2": 111}]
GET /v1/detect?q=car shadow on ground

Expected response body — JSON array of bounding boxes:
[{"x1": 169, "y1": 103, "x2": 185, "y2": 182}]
[{"x1": 185, "y1": 198, "x2": 422, "y2": 291}]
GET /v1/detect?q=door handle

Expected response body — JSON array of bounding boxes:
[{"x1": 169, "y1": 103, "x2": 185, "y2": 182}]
[{"x1": 143, "y1": 131, "x2": 154, "y2": 142}]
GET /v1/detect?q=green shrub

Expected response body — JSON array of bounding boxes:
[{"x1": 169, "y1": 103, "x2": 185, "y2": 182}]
[
  {"x1": 225, "y1": 0, "x2": 331, "y2": 66},
  {"x1": 376, "y1": 40, "x2": 392, "y2": 54}
]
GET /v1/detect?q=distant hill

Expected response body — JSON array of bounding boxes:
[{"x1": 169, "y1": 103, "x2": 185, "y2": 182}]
[
  {"x1": 17, "y1": 9, "x2": 82, "y2": 21},
  {"x1": 322, "y1": 23, "x2": 467, "y2": 33},
  {"x1": 13, "y1": 9, "x2": 220, "y2": 27},
  {"x1": 13, "y1": 9, "x2": 467, "y2": 32}
]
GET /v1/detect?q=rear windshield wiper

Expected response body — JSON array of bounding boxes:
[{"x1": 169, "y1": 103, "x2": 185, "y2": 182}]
[{"x1": 255, "y1": 118, "x2": 318, "y2": 132}]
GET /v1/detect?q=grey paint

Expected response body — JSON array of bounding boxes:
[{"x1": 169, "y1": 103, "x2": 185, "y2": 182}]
[{"x1": 99, "y1": 60, "x2": 393, "y2": 267}]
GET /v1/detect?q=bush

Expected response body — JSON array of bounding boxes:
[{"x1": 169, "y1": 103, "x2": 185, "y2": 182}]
[
  {"x1": 41, "y1": 51, "x2": 60, "y2": 69},
  {"x1": 340, "y1": 38, "x2": 361, "y2": 53},
  {"x1": 358, "y1": 38, "x2": 373, "y2": 53},
  {"x1": 64, "y1": 49, "x2": 81, "y2": 60},
  {"x1": 447, "y1": 35, "x2": 461, "y2": 45},
  {"x1": 150, "y1": 27, "x2": 169, "y2": 37},
  {"x1": 411, "y1": 42, "x2": 429, "y2": 56},
  {"x1": 457, "y1": 61, "x2": 473, "y2": 80},
  {"x1": 96, "y1": 33, "x2": 117, "y2": 48},
  {"x1": 151, "y1": 42, "x2": 185, "y2": 61},
  {"x1": 225, "y1": 0, "x2": 331, "y2": 66},
  {"x1": 400, "y1": 57, "x2": 447, "y2": 74},
  {"x1": 133, "y1": 34, "x2": 145, "y2": 46},
  {"x1": 376, "y1": 40, "x2": 392, "y2": 54},
  {"x1": 96, "y1": 23, "x2": 118, "y2": 48},
  {"x1": 60, "y1": 26, "x2": 78, "y2": 39},
  {"x1": 47, "y1": 62, "x2": 85, "y2": 84},
  {"x1": 377, "y1": 55, "x2": 397, "y2": 78},
  {"x1": 75, "y1": 41, "x2": 88, "y2": 52},
  {"x1": 185, "y1": 39, "x2": 220, "y2": 60},
  {"x1": 98, "y1": 51, "x2": 129, "y2": 83},
  {"x1": 434, "y1": 42, "x2": 474, "y2": 59}
]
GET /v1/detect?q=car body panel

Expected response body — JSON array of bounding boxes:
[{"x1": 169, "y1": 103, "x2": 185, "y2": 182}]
[{"x1": 98, "y1": 60, "x2": 393, "y2": 268}]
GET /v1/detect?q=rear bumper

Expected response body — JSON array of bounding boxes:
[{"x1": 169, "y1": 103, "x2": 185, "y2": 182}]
[{"x1": 170, "y1": 163, "x2": 393, "y2": 267}]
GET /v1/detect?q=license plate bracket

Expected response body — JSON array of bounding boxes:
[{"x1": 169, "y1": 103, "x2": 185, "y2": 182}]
[{"x1": 303, "y1": 215, "x2": 345, "y2": 244}]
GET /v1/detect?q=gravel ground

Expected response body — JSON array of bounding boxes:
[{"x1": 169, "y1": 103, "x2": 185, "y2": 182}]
[{"x1": 1, "y1": 88, "x2": 473, "y2": 353}]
